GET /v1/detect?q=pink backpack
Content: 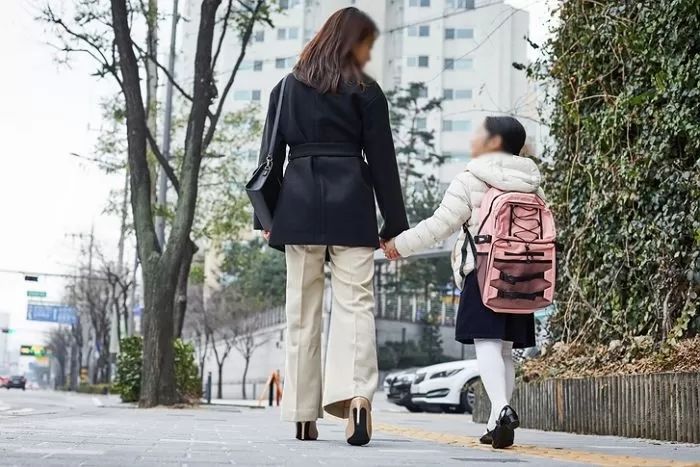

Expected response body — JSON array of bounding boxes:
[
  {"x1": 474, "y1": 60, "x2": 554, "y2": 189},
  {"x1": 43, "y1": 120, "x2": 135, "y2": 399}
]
[{"x1": 462, "y1": 188, "x2": 556, "y2": 314}]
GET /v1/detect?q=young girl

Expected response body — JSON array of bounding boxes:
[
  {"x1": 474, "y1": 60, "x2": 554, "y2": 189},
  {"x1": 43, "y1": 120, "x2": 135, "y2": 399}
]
[{"x1": 384, "y1": 116, "x2": 544, "y2": 449}]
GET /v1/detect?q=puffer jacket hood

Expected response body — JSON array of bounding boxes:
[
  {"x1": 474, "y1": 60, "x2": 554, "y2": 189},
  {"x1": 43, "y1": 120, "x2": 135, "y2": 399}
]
[{"x1": 467, "y1": 152, "x2": 542, "y2": 193}]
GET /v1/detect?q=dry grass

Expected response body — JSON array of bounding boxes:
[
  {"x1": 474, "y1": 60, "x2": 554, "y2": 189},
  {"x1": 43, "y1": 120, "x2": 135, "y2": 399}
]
[{"x1": 520, "y1": 337, "x2": 700, "y2": 381}]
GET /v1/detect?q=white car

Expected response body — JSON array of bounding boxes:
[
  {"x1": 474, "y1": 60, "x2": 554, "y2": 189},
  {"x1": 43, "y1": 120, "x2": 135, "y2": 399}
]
[{"x1": 410, "y1": 359, "x2": 480, "y2": 414}]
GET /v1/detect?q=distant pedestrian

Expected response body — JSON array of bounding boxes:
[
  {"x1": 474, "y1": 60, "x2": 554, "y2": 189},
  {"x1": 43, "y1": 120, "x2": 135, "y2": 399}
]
[
  {"x1": 383, "y1": 117, "x2": 547, "y2": 449},
  {"x1": 253, "y1": 7, "x2": 408, "y2": 446}
]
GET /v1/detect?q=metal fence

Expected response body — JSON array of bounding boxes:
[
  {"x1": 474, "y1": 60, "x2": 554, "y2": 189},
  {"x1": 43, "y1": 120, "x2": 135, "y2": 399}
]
[{"x1": 473, "y1": 372, "x2": 700, "y2": 443}]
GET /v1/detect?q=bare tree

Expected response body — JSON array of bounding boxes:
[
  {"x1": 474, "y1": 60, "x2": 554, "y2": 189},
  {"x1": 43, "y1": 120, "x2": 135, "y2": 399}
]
[
  {"x1": 232, "y1": 313, "x2": 266, "y2": 400},
  {"x1": 41, "y1": 0, "x2": 274, "y2": 406},
  {"x1": 182, "y1": 280, "x2": 209, "y2": 381},
  {"x1": 46, "y1": 327, "x2": 73, "y2": 389}
]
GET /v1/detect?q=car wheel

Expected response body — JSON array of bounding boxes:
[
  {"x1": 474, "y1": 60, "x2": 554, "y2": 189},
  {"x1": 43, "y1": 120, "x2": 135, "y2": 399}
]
[
  {"x1": 406, "y1": 404, "x2": 424, "y2": 413},
  {"x1": 460, "y1": 377, "x2": 480, "y2": 414}
]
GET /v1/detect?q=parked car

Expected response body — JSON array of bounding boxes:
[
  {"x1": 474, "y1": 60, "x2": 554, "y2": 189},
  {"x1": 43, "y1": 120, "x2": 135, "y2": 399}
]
[
  {"x1": 410, "y1": 360, "x2": 480, "y2": 414},
  {"x1": 5, "y1": 375, "x2": 26, "y2": 390},
  {"x1": 384, "y1": 368, "x2": 422, "y2": 412}
]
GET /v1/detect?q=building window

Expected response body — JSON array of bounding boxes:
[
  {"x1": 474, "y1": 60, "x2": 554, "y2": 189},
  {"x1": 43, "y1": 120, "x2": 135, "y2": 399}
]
[
  {"x1": 408, "y1": 56, "x2": 429, "y2": 67},
  {"x1": 253, "y1": 60, "x2": 263, "y2": 71},
  {"x1": 277, "y1": 27, "x2": 299, "y2": 40},
  {"x1": 304, "y1": 29, "x2": 315, "y2": 41},
  {"x1": 234, "y1": 90, "x2": 262, "y2": 101},
  {"x1": 408, "y1": 25, "x2": 430, "y2": 37},
  {"x1": 416, "y1": 117, "x2": 427, "y2": 130},
  {"x1": 411, "y1": 85, "x2": 428, "y2": 98},
  {"x1": 443, "y1": 88, "x2": 472, "y2": 100},
  {"x1": 409, "y1": 0, "x2": 431, "y2": 6},
  {"x1": 444, "y1": 151, "x2": 471, "y2": 162},
  {"x1": 443, "y1": 119, "x2": 471, "y2": 132},
  {"x1": 445, "y1": 28, "x2": 474, "y2": 39},
  {"x1": 254, "y1": 30, "x2": 265, "y2": 42},
  {"x1": 275, "y1": 57, "x2": 294, "y2": 69},
  {"x1": 240, "y1": 60, "x2": 253, "y2": 70},
  {"x1": 444, "y1": 58, "x2": 473, "y2": 70},
  {"x1": 279, "y1": 0, "x2": 300, "y2": 9},
  {"x1": 446, "y1": 0, "x2": 475, "y2": 9}
]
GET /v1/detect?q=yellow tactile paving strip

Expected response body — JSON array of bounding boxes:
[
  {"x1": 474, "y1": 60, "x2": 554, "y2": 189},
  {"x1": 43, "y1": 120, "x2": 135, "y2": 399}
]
[{"x1": 375, "y1": 423, "x2": 700, "y2": 467}]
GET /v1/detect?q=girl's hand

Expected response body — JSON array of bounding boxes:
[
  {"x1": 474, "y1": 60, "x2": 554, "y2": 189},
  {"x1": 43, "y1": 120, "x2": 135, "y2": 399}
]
[
  {"x1": 384, "y1": 238, "x2": 401, "y2": 260},
  {"x1": 263, "y1": 230, "x2": 271, "y2": 241}
]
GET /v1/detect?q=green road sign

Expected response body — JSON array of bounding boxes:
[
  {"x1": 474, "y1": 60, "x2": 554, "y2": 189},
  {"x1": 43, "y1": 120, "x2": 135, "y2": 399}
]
[{"x1": 27, "y1": 290, "x2": 47, "y2": 298}]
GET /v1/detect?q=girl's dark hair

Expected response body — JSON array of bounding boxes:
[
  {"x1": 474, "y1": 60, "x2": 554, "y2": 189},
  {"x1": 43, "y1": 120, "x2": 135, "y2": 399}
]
[
  {"x1": 293, "y1": 7, "x2": 378, "y2": 94},
  {"x1": 484, "y1": 116, "x2": 526, "y2": 155}
]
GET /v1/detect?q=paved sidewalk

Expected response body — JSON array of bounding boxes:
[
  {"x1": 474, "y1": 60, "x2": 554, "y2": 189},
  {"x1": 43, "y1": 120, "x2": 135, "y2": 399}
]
[{"x1": 0, "y1": 390, "x2": 697, "y2": 466}]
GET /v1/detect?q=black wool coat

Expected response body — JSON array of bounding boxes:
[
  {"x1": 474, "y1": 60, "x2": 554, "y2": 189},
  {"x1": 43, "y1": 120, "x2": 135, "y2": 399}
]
[{"x1": 253, "y1": 75, "x2": 409, "y2": 249}]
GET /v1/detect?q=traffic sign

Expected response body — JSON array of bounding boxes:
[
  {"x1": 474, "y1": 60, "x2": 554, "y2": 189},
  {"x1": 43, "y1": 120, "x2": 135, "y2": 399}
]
[
  {"x1": 27, "y1": 290, "x2": 47, "y2": 298},
  {"x1": 20, "y1": 345, "x2": 48, "y2": 357},
  {"x1": 26, "y1": 303, "x2": 77, "y2": 325}
]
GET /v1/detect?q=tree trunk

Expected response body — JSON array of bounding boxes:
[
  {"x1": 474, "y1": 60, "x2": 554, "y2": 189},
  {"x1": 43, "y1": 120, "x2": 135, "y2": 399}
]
[
  {"x1": 140, "y1": 269, "x2": 178, "y2": 406},
  {"x1": 217, "y1": 363, "x2": 223, "y2": 399},
  {"x1": 174, "y1": 238, "x2": 196, "y2": 338},
  {"x1": 241, "y1": 357, "x2": 250, "y2": 400}
]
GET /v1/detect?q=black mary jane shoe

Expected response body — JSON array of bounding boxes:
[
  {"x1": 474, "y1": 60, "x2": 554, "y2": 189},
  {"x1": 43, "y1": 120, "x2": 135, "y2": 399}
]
[
  {"x1": 491, "y1": 405, "x2": 519, "y2": 449},
  {"x1": 479, "y1": 430, "x2": 493, "y2": 445}
]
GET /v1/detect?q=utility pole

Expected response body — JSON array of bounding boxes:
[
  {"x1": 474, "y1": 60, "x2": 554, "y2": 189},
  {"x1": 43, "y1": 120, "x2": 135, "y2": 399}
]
[{"x1": 155, "y1": 0, "x2": 180, "y2": 247}]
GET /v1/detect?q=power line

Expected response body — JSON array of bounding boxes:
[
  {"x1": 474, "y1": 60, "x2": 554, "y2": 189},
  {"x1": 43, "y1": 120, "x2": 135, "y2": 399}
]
[
  {"x1": 423, "y1": 0, "x2": 543, "y2": 85},
  {"x1": 383, "y1": 0, "x2": 508, "y2": 34}
]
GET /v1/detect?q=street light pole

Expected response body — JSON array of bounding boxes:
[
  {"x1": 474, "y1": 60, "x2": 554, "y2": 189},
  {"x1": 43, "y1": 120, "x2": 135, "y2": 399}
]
[{"x1": 155, "y1": 0, "x2": 180, "y2": 247}]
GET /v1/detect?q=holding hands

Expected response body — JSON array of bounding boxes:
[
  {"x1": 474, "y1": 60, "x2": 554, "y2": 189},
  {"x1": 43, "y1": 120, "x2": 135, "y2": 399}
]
[{"x1": 381, "y1": 237, "x2": 401, "y2": 261}]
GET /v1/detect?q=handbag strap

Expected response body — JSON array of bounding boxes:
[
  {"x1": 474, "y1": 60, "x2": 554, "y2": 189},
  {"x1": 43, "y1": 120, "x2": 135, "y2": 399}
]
[{"x1": 265, "y1": 74, "x2": 290, "y2": 165}]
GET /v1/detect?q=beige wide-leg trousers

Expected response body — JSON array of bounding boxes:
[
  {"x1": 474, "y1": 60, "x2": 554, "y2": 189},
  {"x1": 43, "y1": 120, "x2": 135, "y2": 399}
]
[{"x1": 281, "y1": 245, "x2": 378, "y2": 421}]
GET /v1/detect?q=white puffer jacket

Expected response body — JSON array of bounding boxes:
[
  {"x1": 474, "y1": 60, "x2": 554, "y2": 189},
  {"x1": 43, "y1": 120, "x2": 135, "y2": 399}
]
[{"x1": 394, "y1": 152, "x2": 544, "y2": 287}]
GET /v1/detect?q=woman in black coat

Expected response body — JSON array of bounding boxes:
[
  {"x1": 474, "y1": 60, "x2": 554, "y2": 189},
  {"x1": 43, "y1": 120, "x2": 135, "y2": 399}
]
[{"x1": 253, "y1": 7, "x2": 408, "y2": 446}]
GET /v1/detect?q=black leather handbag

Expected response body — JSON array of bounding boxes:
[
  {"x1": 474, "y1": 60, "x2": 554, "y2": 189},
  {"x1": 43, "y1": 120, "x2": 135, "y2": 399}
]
[{"x1": 245, "y1": 74, "x2": 289, "y2": 231}]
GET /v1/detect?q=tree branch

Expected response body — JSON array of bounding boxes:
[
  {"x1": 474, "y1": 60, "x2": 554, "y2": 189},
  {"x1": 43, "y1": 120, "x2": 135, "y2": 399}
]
[
  {"x1": 44, "y1": 7, "x2": 123, "y2": 89},
  {"x1": 145, "y1": 127, "x2": 181, "y2": 194},
  {"x1": 131, "y1": 41, "x2": 194, "y2": 102},
  {"x1": 211, "y1": 0, "x2": 234, "y2": 71},
  {"x1": 203, "y1": 0, "x2": 263, "y2": 150}
]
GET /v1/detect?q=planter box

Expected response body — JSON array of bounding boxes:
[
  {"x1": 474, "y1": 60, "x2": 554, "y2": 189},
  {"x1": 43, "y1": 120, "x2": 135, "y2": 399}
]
[{"x1": 472, "y1": 372, "x2": 700, "y2": 443}]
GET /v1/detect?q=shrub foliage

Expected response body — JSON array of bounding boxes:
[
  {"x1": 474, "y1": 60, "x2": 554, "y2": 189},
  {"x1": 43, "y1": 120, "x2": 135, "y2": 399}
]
[{"x1": 114, "y1": 336, "x2": 201, "y2": 403}]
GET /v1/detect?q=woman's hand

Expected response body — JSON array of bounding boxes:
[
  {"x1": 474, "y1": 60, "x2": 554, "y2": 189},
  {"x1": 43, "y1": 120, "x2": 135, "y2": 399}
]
[
  {"x1": 383, "y1": 238, "x2": 401, "y2": 261},
  {"x1": 262, "y1": 230, "x2": 271, "y2": 241}
]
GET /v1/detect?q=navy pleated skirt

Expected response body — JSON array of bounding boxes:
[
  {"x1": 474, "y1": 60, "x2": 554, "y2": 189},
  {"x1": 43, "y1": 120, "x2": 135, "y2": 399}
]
[{"x1": 455, "y1": 272, "x2": 536, "y2": 349}]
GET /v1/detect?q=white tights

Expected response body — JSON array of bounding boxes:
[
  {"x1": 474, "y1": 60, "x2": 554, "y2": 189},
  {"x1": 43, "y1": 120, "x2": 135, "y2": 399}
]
[{"x1": 473, "y1": 339, "x2": 514, "y2": 430}]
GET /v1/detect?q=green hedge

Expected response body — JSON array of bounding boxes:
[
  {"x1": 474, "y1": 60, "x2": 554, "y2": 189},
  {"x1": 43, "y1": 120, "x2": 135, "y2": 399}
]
[
  {"x1": 113, "y1": 336, "x2": 201, "y2": 403},
  {"x1": 532, "y1": 0, "x2": 700, "y2": 344}
]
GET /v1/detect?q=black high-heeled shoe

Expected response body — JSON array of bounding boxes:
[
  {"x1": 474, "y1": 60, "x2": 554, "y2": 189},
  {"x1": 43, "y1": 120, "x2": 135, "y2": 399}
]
[
  {"x1": 479, "y1": 430, "x2": 493, "y2": 445},
  {"x1": 295, "y1": 421, "x2": 318, "y2": 441},
  {"x1": 491, "y1": 405, "x2": 519, "y2": 449}
]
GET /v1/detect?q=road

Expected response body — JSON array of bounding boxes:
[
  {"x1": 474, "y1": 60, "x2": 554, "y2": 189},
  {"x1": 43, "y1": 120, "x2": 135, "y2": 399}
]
[{"x1": 0, "y1": 389, "x2": 698, "y2": 466}]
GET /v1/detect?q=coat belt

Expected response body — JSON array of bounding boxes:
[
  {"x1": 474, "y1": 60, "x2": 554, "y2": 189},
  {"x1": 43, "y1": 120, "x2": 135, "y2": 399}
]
[{"x1": 288, "y1": 143, "x2": 362, "y2": 161}]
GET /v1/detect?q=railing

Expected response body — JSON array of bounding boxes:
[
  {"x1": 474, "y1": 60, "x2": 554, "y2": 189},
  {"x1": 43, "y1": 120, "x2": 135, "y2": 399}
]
[
  {"x1": 254, "y1": 294, "x2": 459, "y2": 327},
  {"x1": 377, "y1": 293, "x2": 459, "y2": 326}
]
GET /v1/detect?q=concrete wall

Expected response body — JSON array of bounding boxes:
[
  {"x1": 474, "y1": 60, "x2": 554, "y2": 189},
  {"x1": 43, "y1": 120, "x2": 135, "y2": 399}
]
[{"x1": 203, "y1": 315, "x2": 473, "y2": 400}]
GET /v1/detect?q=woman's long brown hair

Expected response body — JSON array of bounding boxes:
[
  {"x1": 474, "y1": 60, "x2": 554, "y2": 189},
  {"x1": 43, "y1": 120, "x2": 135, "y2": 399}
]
[{"x1": 294, "y1": 7, "x2": 378, "y2": 94}]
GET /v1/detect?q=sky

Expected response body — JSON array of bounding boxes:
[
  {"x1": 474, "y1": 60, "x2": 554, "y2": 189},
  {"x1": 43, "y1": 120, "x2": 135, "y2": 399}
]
[{"x1": 0, "y1": 0, "x2": 552, "y2": 368}]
